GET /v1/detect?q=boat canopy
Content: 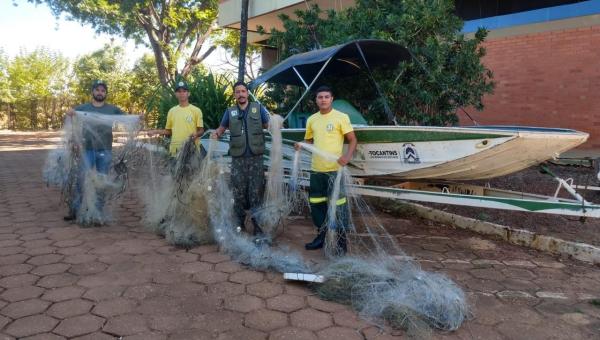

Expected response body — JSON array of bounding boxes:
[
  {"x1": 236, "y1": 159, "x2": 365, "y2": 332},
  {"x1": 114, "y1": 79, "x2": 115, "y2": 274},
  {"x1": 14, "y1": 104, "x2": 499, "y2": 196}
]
[
  {"x1": 250, "y1": 40, "x2": 413, "y2": 124},
  {"x1": 249, "y1": 39, "x2": 412, "y2": 89}
]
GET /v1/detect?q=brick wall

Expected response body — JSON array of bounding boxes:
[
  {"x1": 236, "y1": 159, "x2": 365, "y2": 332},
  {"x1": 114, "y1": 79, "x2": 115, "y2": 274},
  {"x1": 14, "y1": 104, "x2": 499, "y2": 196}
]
[{"x1": 460, "y1": 25, "x2": 600, "y2": 149}]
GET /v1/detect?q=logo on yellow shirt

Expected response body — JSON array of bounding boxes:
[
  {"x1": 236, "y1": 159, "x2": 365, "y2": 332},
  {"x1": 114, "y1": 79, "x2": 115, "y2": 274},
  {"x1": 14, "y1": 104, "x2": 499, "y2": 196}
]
[
  {"x1": 326, "y1": 123, "x2": 334, "y2": 132},
  {"x1": 186, "y1": 115, "x2": 193, "y2": 123}
]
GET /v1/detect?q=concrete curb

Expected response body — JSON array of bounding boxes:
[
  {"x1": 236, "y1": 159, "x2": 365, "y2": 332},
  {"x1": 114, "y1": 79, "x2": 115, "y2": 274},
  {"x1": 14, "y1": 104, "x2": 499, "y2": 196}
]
[{"x1": 406, "y1": 203, "x2": 600, "y2": 265}]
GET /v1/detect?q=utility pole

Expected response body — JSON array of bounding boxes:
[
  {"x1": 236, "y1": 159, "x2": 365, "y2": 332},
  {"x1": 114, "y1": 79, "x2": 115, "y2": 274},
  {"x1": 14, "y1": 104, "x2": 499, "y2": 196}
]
[{"x1": 238, "y1": 0, "x2": 249, "y2": 82}]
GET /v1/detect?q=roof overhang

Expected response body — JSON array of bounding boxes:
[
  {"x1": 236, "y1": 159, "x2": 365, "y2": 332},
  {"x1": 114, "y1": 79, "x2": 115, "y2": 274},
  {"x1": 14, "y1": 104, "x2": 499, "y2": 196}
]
[{"x1": 218, "y1": 0, "x2": 355, "y2": 44}]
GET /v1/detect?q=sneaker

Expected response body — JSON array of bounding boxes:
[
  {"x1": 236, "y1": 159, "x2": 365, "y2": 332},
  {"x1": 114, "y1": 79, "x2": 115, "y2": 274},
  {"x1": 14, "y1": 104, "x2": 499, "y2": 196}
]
[{"x1": 63, "y1": 213, "x2": 76, "y2": 221}]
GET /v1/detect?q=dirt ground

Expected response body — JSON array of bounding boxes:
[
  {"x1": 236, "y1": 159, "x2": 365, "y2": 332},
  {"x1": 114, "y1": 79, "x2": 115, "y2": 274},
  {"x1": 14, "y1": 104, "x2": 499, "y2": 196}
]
[{"x1": 424, "y1": 163, "x2": 600, "y2": 246}]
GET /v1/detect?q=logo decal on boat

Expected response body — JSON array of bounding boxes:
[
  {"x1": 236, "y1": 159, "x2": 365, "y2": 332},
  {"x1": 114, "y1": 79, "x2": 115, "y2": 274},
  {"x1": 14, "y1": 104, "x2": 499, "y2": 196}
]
[
  {"x1": 402, "y1": 143, "x2": 420, "y2": 164},
  {"x1": 367, "y1": 150, "x2": 398, "y2": 159}
]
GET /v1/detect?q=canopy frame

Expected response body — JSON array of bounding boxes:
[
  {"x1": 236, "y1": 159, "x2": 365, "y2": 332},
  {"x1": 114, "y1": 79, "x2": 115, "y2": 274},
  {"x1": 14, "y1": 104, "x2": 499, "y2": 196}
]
[{"x1": 249, "y1": 40, "x2": 414, "y2": 125}]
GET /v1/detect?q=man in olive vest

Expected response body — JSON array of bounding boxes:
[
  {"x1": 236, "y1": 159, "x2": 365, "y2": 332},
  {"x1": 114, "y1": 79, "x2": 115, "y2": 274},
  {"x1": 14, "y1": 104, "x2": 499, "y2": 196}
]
[{"x1": 212, "y1": 81, "x2": 270, "y2": 235}]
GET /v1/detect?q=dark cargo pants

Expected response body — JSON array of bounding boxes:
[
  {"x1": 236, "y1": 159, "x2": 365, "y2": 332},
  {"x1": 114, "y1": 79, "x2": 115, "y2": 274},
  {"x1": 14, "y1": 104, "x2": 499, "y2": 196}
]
[
  {"x1": 231, "y1": 155, "x2": 265, "y2": 228},
  {"x1": 308, "y1": 171, "x2": 349, "y2": 231}
]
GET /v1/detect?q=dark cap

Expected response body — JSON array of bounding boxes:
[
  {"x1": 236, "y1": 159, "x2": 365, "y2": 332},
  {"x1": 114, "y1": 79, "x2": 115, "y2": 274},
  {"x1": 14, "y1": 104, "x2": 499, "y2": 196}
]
[
  {"x1": 91, "y1": 79, "x2": 107, "y2": 91},
  {"x1": 175, "y1": 81, "x2": 189, "y2": 91}
]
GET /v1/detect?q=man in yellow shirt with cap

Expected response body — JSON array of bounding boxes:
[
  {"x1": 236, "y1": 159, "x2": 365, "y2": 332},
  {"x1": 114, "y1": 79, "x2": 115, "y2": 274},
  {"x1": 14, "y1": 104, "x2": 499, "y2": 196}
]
[
  {"x1": 151, "y1": 81, "x2": 204, "y2": 156},
  {"x1": 296, "y1": 85, "x2": 357, "y2": 254}
]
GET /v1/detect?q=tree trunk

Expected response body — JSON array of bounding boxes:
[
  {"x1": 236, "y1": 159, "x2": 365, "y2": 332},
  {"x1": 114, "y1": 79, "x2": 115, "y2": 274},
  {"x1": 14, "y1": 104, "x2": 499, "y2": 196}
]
[
  {"x1": 8, "y1": 104, "x2": 15, "y2": 130},
  {"x1": 30, "y1": 100, "x2": 37, "y2": 130},
  {"x1": 43, "y1": 97, "x2": 50, "y2": 130},
  {"x1": 238, "y1": 0, "x2": 250, "y2": 83},
  {"x1": 51, "y1": 98, "x2": 57, "y2": 129},
  {"x1": 137, "y1": 16, "x2": 172, "y2": 86}
]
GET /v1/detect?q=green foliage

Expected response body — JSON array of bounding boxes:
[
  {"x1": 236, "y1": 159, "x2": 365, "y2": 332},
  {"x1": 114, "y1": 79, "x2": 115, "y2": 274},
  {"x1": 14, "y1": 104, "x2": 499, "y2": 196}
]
[
  {"x1": 130, "y1": 54, "x2": 161, "y2": 126},
  {"x1": 214, "y1": 29, "x2": 262, "y2": 61},
  {"x1": 149, "y1": 70, "x2": 234, "y2": 130},
  {"x1": 2, "y1": 48, "x2": 74, "y2": 129},
  {"x1": 261, "y1": 0, "x2": 494, "y2": 126},
  {"x1": 212, "y1": 28, "x2": 263, "y2": 83},
  {"x1": 72, "y1": 44, "x2": 131, "y2": 107},
  {"x1": 28, "y1": 0, "x2": 219, "y2": 84},
  {"x1": 189, "y1": 71, "x2": 234, "y2": 129},
  {"x1": 0, "y1": 51, "x2": 12, "y2": 104},
  {"x1": 0, "y1": 45, "x2": 161, "y2": 130}
]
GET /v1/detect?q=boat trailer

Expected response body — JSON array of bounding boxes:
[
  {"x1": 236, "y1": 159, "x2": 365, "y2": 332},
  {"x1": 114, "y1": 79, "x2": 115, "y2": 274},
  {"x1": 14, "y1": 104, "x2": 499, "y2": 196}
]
[{"x1": 290, "y1": 167, "x2": 600, "y2": 219}]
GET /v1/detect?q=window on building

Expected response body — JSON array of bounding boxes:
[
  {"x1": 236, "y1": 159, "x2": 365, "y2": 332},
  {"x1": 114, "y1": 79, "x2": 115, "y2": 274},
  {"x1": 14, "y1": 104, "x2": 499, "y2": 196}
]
[{"x1": 455, "y1": 0, "x2": 586, "y2": 20}]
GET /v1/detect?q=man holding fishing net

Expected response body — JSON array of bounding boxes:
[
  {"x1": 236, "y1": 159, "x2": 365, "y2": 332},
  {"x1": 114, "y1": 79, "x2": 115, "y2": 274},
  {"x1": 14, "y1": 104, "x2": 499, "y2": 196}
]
[
  {"x1": 63, "y1": 80, "x2": 126, "y2": 223},
  {"x1": 295, "y1": 86, "x2": 357, "y2": 255},
  {"x1": 148, "y1": 81, "x2": 205, "y2": 156},
  {"x1": 212, "y1": 81, "x2": 270, "y2": 236}
]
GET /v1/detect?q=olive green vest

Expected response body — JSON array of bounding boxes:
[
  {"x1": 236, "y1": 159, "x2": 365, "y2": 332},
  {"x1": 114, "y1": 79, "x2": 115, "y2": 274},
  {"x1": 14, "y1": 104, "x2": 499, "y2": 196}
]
[{"x1": 228, "y1": 102, "x2": 265, "y2": 157}]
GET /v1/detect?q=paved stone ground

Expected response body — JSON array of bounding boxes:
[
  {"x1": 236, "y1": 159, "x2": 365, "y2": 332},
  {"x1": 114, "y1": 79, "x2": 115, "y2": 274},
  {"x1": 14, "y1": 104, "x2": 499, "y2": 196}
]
[{"x1": 1, "y1": 132, "x2": 600, "y2": 339}]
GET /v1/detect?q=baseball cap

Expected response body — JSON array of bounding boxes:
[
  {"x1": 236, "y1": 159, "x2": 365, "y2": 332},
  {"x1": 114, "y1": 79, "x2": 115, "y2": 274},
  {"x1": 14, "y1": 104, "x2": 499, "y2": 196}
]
[
  {"x1": 92, "y1": 79, "x2": 108, "y2": 91},
  {"x1": 175, "y1": 81, "x2": 189, "y2": 91}
]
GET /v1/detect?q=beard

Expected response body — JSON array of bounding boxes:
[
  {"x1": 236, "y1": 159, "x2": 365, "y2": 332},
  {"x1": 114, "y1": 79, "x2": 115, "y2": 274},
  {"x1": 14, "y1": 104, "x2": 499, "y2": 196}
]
[{"x1": 93, "y1": 93, "x2": 106, "y2": 102}]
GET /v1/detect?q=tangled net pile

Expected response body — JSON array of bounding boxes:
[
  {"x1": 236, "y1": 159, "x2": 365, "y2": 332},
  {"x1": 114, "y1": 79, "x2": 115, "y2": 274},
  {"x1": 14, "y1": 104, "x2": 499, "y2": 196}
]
[
  {"x1": 139, "y1": 136, "x2": 215, "y2": 248},
  {"x1": 43, "y1": 111, "x2": 142, "y2": 226},
  {"x1": 289, "y1": 142, "x2": 468, "y2": 337},
  {"x1": 45, "y1": 112, "x2": 468, "y2": 337},
  {"x1": 253, "y1": 115, "x2": 306, "y2": 239},
  {"x1": 139, "y1": 115, "x2": 309, "y2": 272}
]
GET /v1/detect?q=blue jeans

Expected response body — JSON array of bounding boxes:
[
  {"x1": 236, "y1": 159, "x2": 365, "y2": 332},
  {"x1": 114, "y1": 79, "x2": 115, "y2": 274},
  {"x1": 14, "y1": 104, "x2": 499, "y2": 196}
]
[{"x1": 71, "y1": 149, "x2": 112, "y2": 215}]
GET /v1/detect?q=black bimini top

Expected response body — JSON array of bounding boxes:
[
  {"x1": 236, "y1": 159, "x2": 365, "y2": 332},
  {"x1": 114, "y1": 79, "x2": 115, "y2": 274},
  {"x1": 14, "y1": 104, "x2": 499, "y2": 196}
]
[{"x1": 249, "y1": 39, "x2": 412, "y2": 89}]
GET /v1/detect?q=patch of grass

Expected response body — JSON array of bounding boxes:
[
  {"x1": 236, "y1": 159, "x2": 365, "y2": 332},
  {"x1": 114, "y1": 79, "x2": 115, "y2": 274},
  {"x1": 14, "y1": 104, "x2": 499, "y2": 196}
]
[
  {"x1": 368, "y1": 197, "x2": 418, "y2": 218},
  {"x1": 476, "y1": 212, "x2": 490, "y2": 221}
]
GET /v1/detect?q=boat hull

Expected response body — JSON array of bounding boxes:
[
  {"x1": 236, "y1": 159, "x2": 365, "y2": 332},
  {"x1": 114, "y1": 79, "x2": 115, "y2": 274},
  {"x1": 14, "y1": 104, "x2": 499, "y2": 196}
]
[{"x1": 203, "y1": 125, "x2": 589, "y2": 181}]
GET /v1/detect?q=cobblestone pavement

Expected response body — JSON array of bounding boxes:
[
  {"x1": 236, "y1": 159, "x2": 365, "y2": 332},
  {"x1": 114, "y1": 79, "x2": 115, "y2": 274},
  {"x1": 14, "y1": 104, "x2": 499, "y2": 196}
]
[{"x1": 1, "y1": 132, "x2": 599, "y2": 339}]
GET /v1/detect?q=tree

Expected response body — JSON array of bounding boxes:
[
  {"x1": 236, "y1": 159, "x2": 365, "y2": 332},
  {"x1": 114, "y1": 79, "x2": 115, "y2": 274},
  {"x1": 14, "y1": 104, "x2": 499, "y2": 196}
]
[
  {"x1": 261, "y1": 0, "x2": 494, "y2": 126},
  {"x1": 237, "y1": 0, "x2": 249, "y2": 82},
  {"x1": 0, "y1": 51, "x2": 14, "y2": 128},
  {"x1": 130, "y1": 53, "x2": 161, "y2": 125},
  {"x1": 214, "y1": 29, "x2": 262, "y2": 83},
  {"x1": 7, "y1": 48, "x2": 71, "y2": 129},
  {"x1": 72, "y1": 44, "x2": 133, "y2": 111},
  {"x1": 29, "y1": 0, "x2": 219, "y2": 86}
]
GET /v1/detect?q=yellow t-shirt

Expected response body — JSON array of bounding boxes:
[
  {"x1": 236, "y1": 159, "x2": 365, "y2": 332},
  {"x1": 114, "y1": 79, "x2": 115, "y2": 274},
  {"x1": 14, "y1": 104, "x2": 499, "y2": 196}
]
[
  {"x1": 304, "y1": 109, "x2": 354, "y2": 172},
  {"x1": 165, "y1": 104, "x2": 204, "y2": 156}
]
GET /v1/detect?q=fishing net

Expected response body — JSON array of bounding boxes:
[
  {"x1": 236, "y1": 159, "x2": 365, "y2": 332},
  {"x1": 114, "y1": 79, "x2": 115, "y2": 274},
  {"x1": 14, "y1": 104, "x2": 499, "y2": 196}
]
[
  {"x1": 198, "y1": 137, "x2": 310, "y2": 273},
  {"x1": 45, "y1": 109, "x2": 468, "y2": 336},
  {"x1": 253, "y1": 115, "x2": 307, "y2": 239},
  {"x1": 43, "y1": 111, "x2": 142, "y2": 226},
  {"x1": 293, "y1": 142, "x2": 469, "y2": 337},
  {"x1": 139, "y1": 136, "x2": 215, "y2": 248},
  {"x1": 194, "y1": 133, "x2": 468, "y2": 337}
]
